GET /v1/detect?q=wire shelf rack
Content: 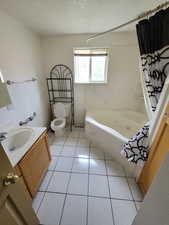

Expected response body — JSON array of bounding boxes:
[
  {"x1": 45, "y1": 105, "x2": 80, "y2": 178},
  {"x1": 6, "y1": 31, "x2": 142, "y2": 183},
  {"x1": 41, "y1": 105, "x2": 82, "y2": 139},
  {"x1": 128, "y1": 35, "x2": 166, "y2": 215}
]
[{"x1": 47, "y1": 64, "x2": 74, "y2": 131}]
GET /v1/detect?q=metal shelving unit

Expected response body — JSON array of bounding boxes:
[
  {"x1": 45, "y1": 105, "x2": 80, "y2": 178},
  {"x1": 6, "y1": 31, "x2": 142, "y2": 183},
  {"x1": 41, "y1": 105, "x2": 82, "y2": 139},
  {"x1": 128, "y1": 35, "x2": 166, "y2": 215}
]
[{"x1": 47, "y1": 64, "x2": 74, "y2": 131}]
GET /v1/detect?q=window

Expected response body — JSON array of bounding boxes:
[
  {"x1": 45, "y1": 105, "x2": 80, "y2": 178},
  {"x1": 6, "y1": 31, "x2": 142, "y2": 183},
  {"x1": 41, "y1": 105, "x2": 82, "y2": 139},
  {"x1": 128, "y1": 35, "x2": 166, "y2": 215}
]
[{"x1": 74, "y1": 48, "x2": 109, "y2": 83}]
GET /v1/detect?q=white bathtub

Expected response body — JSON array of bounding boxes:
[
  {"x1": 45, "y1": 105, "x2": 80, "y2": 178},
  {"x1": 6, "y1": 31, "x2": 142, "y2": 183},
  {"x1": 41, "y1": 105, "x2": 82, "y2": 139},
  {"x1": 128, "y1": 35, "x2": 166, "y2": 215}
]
[{"x1": 85, "y1": 109, "x2": 147, "y2": 177}]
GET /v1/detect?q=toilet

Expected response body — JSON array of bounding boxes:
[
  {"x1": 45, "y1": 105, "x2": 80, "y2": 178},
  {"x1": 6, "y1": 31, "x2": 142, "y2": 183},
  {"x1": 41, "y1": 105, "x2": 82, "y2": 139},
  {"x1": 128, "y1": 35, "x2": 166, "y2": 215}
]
[{"x1": 50, "y1": 103, "x2": 67, "y2": 137}]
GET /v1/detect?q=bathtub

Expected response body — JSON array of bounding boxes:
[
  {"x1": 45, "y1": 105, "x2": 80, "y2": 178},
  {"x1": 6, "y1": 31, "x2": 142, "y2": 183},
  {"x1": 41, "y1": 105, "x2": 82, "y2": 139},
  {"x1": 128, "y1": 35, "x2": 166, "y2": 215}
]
[{"x1": 85, "y1": 109, "x2": 147, "y2": 177}]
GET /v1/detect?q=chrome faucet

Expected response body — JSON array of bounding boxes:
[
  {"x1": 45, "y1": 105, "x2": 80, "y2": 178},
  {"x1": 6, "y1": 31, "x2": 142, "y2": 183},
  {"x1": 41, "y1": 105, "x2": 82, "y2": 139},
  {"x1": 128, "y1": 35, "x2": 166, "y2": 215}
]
[
  {"x1": 0, "y1": 132, "x2": 7, "y2": 142},
  {"x1": 19, "y1": 112, "x2": 36, "y2": 126}
]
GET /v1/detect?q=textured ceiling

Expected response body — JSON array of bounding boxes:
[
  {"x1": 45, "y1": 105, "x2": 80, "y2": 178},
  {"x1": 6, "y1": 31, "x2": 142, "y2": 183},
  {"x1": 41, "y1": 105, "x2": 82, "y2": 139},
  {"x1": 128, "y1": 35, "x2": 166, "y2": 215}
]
[{"x1": 0, "y1": 0, "x2": 166, "y2": 36}]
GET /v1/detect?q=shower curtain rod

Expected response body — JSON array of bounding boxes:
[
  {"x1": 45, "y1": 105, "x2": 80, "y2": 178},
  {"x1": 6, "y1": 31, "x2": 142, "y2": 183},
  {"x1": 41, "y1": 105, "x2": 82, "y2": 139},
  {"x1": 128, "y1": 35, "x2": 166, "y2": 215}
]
[{"x1": 87, "y1": 1, "x2": 169, "y2": 42}]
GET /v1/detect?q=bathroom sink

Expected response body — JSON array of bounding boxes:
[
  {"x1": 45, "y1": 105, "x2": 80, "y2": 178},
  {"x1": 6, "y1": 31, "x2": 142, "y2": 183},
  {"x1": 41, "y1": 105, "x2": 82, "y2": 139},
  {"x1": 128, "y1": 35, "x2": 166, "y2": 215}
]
[{"x1": 2, "y1": 128, "x2": 34, "y2": 152}]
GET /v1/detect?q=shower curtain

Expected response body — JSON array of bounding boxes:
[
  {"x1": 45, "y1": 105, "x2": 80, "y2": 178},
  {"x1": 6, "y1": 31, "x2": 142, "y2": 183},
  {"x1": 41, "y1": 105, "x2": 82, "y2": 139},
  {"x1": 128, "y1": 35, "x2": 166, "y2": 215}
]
[{"x1": 121, "y1": 8, "x2": 169, "y2": 164}]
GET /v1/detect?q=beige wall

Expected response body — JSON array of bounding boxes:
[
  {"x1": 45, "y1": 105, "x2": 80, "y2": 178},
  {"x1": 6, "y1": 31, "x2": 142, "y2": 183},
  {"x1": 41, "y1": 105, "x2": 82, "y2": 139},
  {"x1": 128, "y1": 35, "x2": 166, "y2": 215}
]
[
  {"x1": 42, "y1": 33, "x2": 145, "y2": 125},
  {"x1": 0, "y1": 10, "x2": 49, "y2": 128}
]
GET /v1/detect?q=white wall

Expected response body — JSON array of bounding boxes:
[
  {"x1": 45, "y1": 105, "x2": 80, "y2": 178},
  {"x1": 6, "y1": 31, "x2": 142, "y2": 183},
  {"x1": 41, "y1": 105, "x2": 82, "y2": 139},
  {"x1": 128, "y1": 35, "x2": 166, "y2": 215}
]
[
  {"x1": 42, "y1": 33, "x2": 145, "y2": 125},
  {"x1": 0, "y1": 12, "x2": 145, "y2": 128},
  {"x1": 0, "y1": 10, "x2": 49, "y2": 128}
]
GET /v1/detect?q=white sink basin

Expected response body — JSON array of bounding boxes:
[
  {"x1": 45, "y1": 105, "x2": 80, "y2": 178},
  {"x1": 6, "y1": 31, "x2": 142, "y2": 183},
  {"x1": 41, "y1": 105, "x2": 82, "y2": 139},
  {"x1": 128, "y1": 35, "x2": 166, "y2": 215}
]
[{"x1": 2, "y1": 128, "x2": 34, "y2": 152}]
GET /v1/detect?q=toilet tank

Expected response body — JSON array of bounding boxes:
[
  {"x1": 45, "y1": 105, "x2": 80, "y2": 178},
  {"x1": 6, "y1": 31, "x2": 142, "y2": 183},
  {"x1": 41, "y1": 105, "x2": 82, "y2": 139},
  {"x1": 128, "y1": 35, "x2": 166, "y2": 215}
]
[{"x1": 53, "y1": 103, "x2": 70, "y2": 118}]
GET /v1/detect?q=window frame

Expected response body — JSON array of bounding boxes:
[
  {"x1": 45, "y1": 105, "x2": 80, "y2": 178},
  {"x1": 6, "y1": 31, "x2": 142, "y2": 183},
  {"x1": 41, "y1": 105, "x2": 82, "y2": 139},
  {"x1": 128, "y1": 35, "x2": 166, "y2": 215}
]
[{"x1": 73, "y1": 47, "x2": 109, "y2": 84}]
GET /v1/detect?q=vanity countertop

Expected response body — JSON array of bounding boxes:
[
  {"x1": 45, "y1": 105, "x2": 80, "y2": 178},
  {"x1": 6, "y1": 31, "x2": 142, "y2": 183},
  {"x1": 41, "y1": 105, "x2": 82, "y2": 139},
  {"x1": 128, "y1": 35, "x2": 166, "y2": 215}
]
[{"x1": 1, "y1": 126, "x2": 47, "y2": 167}]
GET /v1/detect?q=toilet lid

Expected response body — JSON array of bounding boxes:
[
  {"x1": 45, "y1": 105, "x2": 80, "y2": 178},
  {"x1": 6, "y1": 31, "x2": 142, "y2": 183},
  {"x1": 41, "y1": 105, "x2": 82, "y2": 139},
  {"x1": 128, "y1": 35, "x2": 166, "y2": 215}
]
[
  {"x1": 54, "y1": 119, "x2": 63, "y2": 126},
  {"x1": 53, "y1": 103, "x2": 66, "y2": 117}
]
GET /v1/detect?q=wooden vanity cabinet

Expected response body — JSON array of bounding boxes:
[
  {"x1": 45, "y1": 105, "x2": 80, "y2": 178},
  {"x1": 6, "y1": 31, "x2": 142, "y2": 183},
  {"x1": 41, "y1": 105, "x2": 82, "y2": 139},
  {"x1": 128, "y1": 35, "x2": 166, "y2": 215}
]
[
  {"x1": 14, "y1": 165, "x2": 32, "y2": 200},
  {"x1": 15, "y1": 132, "x2": 51, "y2": 198}
]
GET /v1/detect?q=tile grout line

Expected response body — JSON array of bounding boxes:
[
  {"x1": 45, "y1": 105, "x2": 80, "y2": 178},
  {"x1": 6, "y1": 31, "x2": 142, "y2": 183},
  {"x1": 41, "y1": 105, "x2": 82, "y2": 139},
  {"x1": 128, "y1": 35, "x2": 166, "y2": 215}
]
[
  {"x1": 35, "y1": 191, "x2": 46, "y2": 215},
  {"x1": 104, "y1": 154, "x2": 116, "y2": 225},
  {"x1": 38, "y1": 190, "x2": 139, "y2": 202},
  {"x1": 36, "y1": 135, "x2": 71, "y2": 217},
  {"x1": 36, "y1": 169, "x2": 56, "y2": 215},
  {"x1": 120, "y1": 164, "x2": 138, "y2": 207},
  {"x1": 45, "y1": 129, "x2": 81, "y2": 223},
  {"x1": 86, "y1": 144, "x2": 91, "y2": 225},
  {"x1": 45, "y1": 148, "x2": 137, "y2": 201},
  {"x1": 48, "y1": 167, "x2": 128, "y2": 178},
  {"x1": 125, "y1": 176, "x2": 138, "y2": 211},
  {"x1": 46, "y1": 132, "x2": 138, "y2": 223},
  {"x1": 38, "y1": 132, "x2": 138, "y2": 225},
  {"x1": 57, "y1": 187, "x2": 67, "y2": 225},
  {"x1": 134, "y1": 200, "x2": 143, "y2": 212},
  {"x1": 50, "y1": 150, "x2": 140, "y2": 176},
  {"x1": 57, "y1": 144, "x2": 64, "y2": 155},
  {"x1": 52, "y1": 154, "x2": 106, "y2": 160},
  {"x1": 58, "y1": 154, "x2": 75, "y2": 225},
  {"x1": 35, "y1": 134, "x2": 63, "y2": 215}
]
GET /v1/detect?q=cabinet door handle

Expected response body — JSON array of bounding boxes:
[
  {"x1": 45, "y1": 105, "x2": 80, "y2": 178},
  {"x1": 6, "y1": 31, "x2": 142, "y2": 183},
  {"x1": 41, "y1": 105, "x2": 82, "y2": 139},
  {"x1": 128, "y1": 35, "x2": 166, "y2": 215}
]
[{"x1": 2, "y1": 173, "x2": 19, "y2": 186}]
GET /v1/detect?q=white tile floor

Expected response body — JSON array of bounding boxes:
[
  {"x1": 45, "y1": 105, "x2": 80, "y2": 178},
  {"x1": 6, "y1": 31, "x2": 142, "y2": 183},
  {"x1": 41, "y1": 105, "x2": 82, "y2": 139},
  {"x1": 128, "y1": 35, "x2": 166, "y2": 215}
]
[{"x1": 33, "y1": 128, "x2": 143, "y2": 225}]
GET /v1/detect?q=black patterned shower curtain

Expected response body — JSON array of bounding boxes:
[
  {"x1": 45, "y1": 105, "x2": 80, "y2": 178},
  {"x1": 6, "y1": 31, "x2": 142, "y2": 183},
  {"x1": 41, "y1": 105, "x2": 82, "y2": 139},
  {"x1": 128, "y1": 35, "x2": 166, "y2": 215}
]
[{"x1": 121, "y1": 8, "x2": 169, "y2": 164}]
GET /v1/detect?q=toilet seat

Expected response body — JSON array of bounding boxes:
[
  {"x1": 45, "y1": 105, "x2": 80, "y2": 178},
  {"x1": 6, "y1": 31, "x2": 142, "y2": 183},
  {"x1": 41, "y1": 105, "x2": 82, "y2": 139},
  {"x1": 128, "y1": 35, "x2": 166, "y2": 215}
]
[
  {"x1": 50, "y1": 103, "x2": 70, "y2": 136},
  {"x1": 51, "y1": 117, "x2": 66, "y2": 131}
]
